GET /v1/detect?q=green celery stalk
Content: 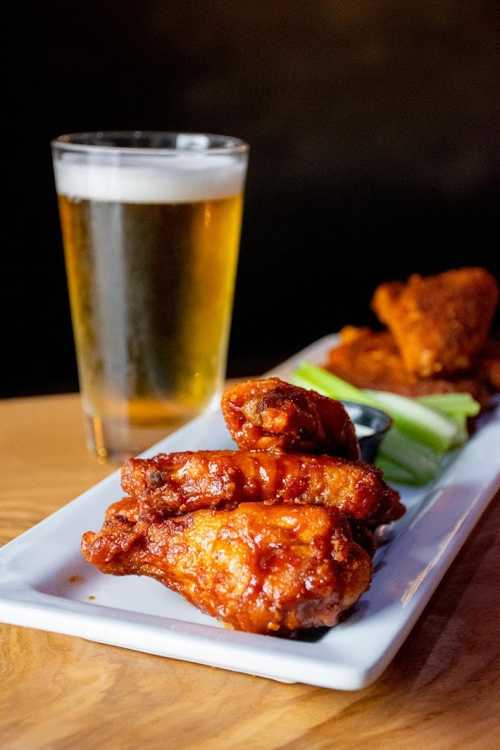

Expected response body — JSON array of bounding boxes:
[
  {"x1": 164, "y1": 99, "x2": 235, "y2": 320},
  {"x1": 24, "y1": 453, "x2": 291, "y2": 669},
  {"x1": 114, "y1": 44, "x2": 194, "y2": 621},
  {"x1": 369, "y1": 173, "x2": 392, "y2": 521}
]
[
  {"x1": 364, "y1": 389, "x2": 457, "y2": 452},
  {"x1": 291, "y1": 364, "x2": 374, "y2": 405},
  {"x1": 379, "y1": 428, "x2": 442, "y2": 483},
  {"x1": 417, "y1": 393, "x2": 480, "y2": 417},
  {"x1": 446, "y1": 413, "x2": 468, "y2": 447},
  {"x1": 291, "y1": 372, "x2": 337, "y2": 398},
  {"x1": 375, "y1": 454, "x2": 423, "y2": 486}
]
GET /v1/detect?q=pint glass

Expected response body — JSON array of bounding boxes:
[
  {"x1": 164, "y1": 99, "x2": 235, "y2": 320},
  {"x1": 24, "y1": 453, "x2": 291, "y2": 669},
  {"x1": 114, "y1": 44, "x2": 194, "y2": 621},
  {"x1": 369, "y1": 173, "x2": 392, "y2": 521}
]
[{"x1": 52, "y1": 132, "x2": 248, "y2": 461}]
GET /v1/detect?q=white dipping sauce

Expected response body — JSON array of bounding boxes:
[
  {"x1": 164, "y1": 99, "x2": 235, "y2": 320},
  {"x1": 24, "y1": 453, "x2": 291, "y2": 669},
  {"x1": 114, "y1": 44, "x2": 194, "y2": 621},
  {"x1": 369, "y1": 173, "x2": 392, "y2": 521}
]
[{"x1": 354, "y1": 424, "x2": 376, "y2": 438}]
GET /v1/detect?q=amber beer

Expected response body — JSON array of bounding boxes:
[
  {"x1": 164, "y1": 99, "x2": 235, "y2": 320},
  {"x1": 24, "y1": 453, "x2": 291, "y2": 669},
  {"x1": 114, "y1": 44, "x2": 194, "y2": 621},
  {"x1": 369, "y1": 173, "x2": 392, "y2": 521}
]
[{"x1": 53, "y1": 134, "x2": 247, "y2": 460}]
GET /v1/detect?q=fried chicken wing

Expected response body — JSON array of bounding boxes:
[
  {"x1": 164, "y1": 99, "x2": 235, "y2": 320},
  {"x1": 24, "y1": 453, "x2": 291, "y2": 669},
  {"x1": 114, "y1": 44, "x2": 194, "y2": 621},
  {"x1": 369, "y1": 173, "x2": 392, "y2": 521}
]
[
  {"x1": 82, "y1": 498, "x2": 372, "y2": 634},
  {"x1": 479, "y1": 340, "x2": 500, "y2": 391},
  {"x1": 325, "y1": 326, "x2": 491, "y2": 403},
  {"x1": 372, "y1": 268, "x2": 498, "y2": 377},
  {"x1": 222, "y1": 377, "x2": 359, "y2": 459},
  {"x1": 122, "y1": 450, "x2": 404, "y2": 525}
]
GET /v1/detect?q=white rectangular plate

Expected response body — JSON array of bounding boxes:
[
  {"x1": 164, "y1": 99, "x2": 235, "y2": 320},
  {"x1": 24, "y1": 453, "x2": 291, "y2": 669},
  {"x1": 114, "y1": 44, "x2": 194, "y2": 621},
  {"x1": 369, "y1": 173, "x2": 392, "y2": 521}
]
[{"x1": 1, "y1": 335, "x2": 499, "y2": 690}]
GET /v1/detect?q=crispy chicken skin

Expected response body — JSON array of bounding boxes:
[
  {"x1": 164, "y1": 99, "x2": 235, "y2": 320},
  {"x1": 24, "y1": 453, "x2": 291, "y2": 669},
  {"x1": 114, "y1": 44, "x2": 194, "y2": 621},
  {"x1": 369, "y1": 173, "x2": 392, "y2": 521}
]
[
  {"x1": 222, "y1": 377, "x2": 359, "y2": 459},
  {"x1": 81, "y1": 499, "x2": 372, "y2": 634},
  {"x1": 325, "y1": 326, "x2": 491, "y2": 403},
  {"x1": 372, "y1": 268, "x2": 498, "y2": 377},
  {"x1": 122, "y1": 450, "x2": 404, "y2": 525}
]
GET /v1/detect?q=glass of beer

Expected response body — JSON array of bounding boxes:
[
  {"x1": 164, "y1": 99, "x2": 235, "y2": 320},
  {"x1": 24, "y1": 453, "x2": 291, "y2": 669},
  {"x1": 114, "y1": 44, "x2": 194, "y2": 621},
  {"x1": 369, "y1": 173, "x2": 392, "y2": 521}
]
[{"x1": 52, "y1": 132, "x2": 248, "y2": 461}]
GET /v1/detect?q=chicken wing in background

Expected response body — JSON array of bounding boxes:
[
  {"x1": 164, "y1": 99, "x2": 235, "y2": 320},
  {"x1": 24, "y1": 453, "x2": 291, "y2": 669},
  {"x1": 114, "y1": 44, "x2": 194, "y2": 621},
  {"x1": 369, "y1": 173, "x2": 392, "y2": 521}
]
[
  {"x1": 325, "y1": 326, "x2": 491, "y2": 403},
  {"x1": 222, "y1": 377, "x2": 359, "y2": 458},
  {"x1": 121, "y1": 450, "x2": 404, "y2": 526},
  {"x1": 82, "y1": 499, "x2": 372, "y2": 634},
  {"x1": 479, "y1": 340, "x2": 500, "y2": 391},
  {"x1": 372, "y1": 268, "x2": 498, "y2": 377}
]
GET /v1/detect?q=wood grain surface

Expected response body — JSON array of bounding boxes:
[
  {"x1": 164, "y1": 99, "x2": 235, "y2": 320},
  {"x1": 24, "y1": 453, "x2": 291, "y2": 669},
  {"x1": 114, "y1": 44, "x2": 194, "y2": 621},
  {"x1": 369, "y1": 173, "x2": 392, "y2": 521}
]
[{"x1": 1, "y1": 394, "x2": 500, "y2": 750}]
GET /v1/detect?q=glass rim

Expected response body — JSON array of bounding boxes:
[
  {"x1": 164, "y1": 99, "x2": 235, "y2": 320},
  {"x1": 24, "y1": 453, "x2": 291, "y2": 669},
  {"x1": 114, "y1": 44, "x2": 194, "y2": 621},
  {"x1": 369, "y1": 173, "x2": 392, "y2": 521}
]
[{"x1": 51, "y1": 131, "x2": 249, "y2": 156}]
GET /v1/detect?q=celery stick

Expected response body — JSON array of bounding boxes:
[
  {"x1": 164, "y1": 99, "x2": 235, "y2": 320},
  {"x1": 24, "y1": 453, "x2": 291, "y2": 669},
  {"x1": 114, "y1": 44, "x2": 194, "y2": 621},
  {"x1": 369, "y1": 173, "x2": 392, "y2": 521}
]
[
  {"x1": 417, "y1": 393, "x2": 481, "y2": 417},
  {"x1": 447, "y1": 413, "x2": 468, "y2": 447},
  {"x1": 363, "y1": 389, "x2": 457, "y2": 452},
  {"x1": 375, "y1": 455, "x2": 423, "y2": 486},
  {"x1": 379, "y1": 428, "x2": 442, "y2": 482},
  {"x1": 291, "y1": 372, "x2": 334, "y2": 398},
  {"x1": 292, "y1": 364, "x2": 374, "y2": 405}
]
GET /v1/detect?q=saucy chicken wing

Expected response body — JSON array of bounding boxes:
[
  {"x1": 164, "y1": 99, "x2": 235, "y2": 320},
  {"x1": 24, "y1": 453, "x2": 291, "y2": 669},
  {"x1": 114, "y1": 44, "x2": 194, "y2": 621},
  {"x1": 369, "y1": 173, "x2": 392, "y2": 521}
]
[
  {"x1": 222, "y1": 377, "x2": 359, "y2": 458},
  {"x1": 325, "y1": 326, "x2": 491, "y2": 403},
  {"x1": 82, "y1": 498, "x2": 372, "y2": 634},
  {"x1": 372, "y1": 268, "x2": 498, "y2": 377},
  {"x1": 122, "y1": 450, "x2": 404, "y2": 525}
]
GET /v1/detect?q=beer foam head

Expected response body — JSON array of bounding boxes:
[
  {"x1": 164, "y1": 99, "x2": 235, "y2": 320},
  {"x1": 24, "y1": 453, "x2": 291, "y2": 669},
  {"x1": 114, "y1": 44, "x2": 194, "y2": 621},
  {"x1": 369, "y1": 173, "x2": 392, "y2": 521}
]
[{"x1": 54, "y1": 154, "x2": 246, "y2": 204}]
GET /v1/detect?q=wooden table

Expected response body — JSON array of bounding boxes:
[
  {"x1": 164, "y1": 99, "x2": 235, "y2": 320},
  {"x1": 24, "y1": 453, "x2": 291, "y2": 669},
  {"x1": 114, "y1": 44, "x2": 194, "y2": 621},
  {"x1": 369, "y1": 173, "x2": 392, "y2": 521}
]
[{"x1": 1, "y1": 394, "x2": 500, "y2": 750}]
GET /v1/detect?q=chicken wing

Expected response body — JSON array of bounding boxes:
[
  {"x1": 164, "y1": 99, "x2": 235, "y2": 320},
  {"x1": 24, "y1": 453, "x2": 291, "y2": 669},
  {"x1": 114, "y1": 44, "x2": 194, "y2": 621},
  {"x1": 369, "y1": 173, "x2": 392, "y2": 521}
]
[
  {"x1": 82, "y1": 498, "x2": 372, "y2": 634},
  {"x1": 222, "y1": 377, "x2": 359, "y2": 459},
  {"x1": 325, "y1": 326, "x2": 491, "y2": 403},
  {"x1": 121, "y1": 450, "x2": 404, "y2": 525},
  {"x1": 372, "y1": 268, "x2": 498, "y2": 377},
  {"x1": 479, "y1": 339, "x2": 500, "y2": 391}
]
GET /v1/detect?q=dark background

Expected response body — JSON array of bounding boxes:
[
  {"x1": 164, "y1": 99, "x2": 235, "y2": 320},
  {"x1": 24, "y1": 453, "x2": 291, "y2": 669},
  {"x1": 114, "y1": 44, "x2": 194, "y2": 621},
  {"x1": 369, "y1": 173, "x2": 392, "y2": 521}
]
[{"x1": 4, "y1": 1, "x2": 500, "y2": 398}]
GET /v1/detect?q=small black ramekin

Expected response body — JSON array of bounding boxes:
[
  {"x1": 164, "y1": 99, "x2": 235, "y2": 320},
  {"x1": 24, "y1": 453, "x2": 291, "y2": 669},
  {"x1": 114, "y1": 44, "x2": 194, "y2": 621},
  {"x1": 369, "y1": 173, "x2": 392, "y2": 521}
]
[{"x1": 342, "y1": 401, "x2": 392, "y2": 463}]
